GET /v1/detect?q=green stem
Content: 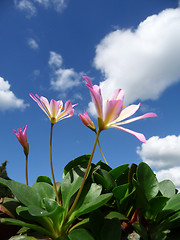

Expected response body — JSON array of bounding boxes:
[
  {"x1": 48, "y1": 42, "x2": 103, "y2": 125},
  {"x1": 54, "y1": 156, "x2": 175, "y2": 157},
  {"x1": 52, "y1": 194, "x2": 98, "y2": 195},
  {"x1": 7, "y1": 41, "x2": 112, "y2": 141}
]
[
  {"x1": 67, "y1": 129, "x2": 101, "y2": 217},
  {"x1": 97, "y1": 139, "x2": 108, "y2": 165},
  {"x1": 50, "y1": 123, "x2": 60, "y2": 204},
  {"x1": 25, "y1": 154, "x2": 28, "y2": 185}
]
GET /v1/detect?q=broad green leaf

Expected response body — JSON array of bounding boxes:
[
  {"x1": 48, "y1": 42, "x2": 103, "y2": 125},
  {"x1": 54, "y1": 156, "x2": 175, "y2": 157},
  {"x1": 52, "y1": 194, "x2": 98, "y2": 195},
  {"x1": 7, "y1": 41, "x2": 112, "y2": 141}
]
[
  {"x1": 112, "y1": 183, "x2": 129, "y2": 200},
  {"x1": 36, "y1": 176, "x2": 52, "y2": 185},
  {"x1": 89, "y1": 210, "x2": 104, "y2": 238},
  {"x1": 64, "y1": 155, "x2": 90, "y2": 175},
  {"x1": 159, "y1": 210, "x2": 180, "y2": 231},
  {"x1": 43, "y1": 198, "x2": 65, "y2": 227},
  {"x1": 0, "y1": 218, "x2": 51, "y2": 236},
  {"x1": 61, "y1": 164, "x2": 87, "y2": 209},
  {"x1": 105, "y1": 211, "x2": 128, "y2": 220},
  {"x1": 32, "y1": 182, "x2": 55, "y2": 203},
  {"x1": 0, "y1": 178, "x2": 41, "y2": 207},
  {"x1": 147, "y1": 196, "x2": 169, "y2": 219},
  {"x1": 163, "y1": 193, "x2": 180, "y2": 212},
  {"x1": 159, "y1": 180, "x2": 176, "y2": 198},
  {"x1": 100, "y1": 219, "x2": 121, "y2": 240},
  {"x1": 68, "y1": 228, "x2": 94, "y2": 240},
  {"x1": 93, "y1": 169, "x2": 116, "y2": 191},
  {"x1": 96, "y1": 161, "x2": 112, "y2": 172},
  {"x1": 137, "y1": 162, "x2": 159, "y2": 201},
  {"x1": 109, "y1": 164, "x2": 129, "y2": 180},
  {"x1": 70, "y1": 183, "x2": 112, "y2": 221},
  {"x1": 16, "y1": 206, "x2": 35, "y2": 221}
]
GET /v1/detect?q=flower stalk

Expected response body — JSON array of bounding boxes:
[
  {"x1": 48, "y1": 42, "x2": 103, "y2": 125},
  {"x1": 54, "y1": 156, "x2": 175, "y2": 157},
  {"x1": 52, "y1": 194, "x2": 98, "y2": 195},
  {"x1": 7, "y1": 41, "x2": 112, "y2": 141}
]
[
  {"x1": 50, "y1": 123, "x2": 59, "y2": 204},
  {"x1": 67, "y1": 128, "x2": 101, "y2": 217}
]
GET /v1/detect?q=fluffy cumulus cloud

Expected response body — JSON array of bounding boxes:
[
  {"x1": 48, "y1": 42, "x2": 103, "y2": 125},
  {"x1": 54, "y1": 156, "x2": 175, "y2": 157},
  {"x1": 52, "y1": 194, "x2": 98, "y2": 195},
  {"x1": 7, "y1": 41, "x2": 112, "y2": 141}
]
[
  {"x1": 0, "y1": 77, "x2": 29, "y2": 111},
  {"x1": 27, "y1": 38, "x2": 39, "y2": 50},
  {"x1": 92, "y1": 8, "x2": 180, "y2": 113},
  {"x1": 137, "y1": 135, "x2": 180, "y2": 189},
  {"x1": 14, "y1": 0, "x2": 67, "y2": 17},
  {"x1": 49, "y1": 51, "x2": 81, "y2": 91}
]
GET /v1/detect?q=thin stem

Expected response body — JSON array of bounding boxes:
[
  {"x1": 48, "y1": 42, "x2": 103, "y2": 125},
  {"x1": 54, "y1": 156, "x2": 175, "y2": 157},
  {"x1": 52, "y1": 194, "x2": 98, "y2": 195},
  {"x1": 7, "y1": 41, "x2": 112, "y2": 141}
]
[
  {"x1": 97, "y1": 139, "x2": 108, "y2": 165},
  {"x1": 67, "y1": 129, "x2": 101, "y2": 217},
  {"x1": 25, "y1": 154, "x2": 28, "y2": 185},
  {"x1": 50, "y1": 123, "x2": 60, "y2": 204}
]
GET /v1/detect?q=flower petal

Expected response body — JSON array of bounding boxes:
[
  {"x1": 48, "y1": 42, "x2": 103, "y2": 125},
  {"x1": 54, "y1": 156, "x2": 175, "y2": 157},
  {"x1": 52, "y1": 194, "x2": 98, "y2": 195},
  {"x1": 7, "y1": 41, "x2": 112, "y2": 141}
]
[
  {"x1": 50, "y1": 99, "x2": 60, "y2": 119},
  {"x1": 83, "y1": 76, "x2": 103, "y2": 119},
  {"x1": 115, "y1": 112, "x2": 157, "y2": 126},
  {"x1": 112, "y1": 104, "x2": 141, "y2": 124},
  {"x1": 108, "y1": 89, "x2": 124, "y2": 101},
  {"x1": 104, "y1": 99, "x2": 123, "y2": 126},
  {"x1": 79, "y1": 110, "x2": 96, "y2": 131},
  {"x1": 111, "y1": 125, "x2": 146, "y2": 143}
]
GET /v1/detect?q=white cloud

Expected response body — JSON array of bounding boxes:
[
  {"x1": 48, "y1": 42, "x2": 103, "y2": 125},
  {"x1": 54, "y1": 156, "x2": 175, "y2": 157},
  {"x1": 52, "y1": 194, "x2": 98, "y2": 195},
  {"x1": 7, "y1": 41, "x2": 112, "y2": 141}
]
[
  {"x1": 14, "y1": 0, "x2": 67, "y2": 17},
  {"x1": 92, "y1": 8, "x2": 180, "y2": 114},
  {"x1": 137, "y1": 135, "x2": 180, "y2": 170},
  {"x1": 49, "y1": 51, "x2": 63, "y2": 68},
  {"x1": 49, "y1": 51, "x2": 81, "y2": 91},
  {"x1": 27, "y1": 38, "x2": 39, "y2": 49},
  {"x1": 137, "y1": 135, "x2": 180, "y2": 190},
  {"x1": 14, "y1": 0, "x2": 37, "y2": 18},
  {"x1": 0, "y1": 77, "x2": 29, "y2": 111}
]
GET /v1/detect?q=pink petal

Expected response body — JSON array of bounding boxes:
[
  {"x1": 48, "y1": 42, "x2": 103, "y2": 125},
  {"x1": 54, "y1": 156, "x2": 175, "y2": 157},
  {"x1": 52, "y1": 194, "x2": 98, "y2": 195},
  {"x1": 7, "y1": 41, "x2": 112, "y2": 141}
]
[
  {"x1": 113, "y1": 104, "x2": 141, "y2": 123},
  {"x1": 109, "y1": 89, "x2": 124, "y2": 101},
  {"x1": 50, "y1": 99, "x2": 60, "y2": 119},
  {"x1": 30, "y1": 94, "x2": 51, "y2": 119},
  {"x1": 83, "y1": 76, "x2": 93, "y2": 88},
  {"x1": 116, "y1": 112, "x2": 157, "y2": 126},
  {"x1": 87, "y1": 85, "x2": 103, "y2": 119},
  {"x1": 104, "y1": 99, "x2": 123, "y2": 125},
  {"x1": 79, "y1": 110, "x2": 95, "y2": 130},
  {"x1": 40, "y1": 96, "x2": 51, "y2": 117},
  {"x1": 112, "y1": 125, "x2": 146, "y2": 143}
]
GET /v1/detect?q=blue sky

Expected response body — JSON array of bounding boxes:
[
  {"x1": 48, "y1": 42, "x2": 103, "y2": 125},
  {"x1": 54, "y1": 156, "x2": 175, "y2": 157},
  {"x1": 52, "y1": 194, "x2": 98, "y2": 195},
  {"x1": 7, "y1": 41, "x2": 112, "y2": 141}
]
[{"x1": 1, "y1": 0, "x2": 180, "y2": 189}]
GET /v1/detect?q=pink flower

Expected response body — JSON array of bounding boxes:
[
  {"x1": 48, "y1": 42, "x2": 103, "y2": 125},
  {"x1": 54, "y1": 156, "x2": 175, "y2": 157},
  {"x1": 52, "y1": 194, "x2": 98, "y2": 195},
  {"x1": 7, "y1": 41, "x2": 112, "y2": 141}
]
[
  {"x1": 79, "y1": 110, "x2": 96, "y2": 132},
  {"x1": 14, "y1": 126, "x2": 29, "y2": 156},
  {"x1": 30, "y1": 94, "x2": 76, "y2": 124},
  {"x1": 82, "y1": 76, "x2": 157, "y2": 143}
]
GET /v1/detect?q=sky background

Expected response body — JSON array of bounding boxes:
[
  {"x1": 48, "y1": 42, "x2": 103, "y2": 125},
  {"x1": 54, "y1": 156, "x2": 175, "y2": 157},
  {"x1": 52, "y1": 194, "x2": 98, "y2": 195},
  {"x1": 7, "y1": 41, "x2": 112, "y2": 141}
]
[{"x1": 1, "y1": 0, "x2": 180, "y2": 189}]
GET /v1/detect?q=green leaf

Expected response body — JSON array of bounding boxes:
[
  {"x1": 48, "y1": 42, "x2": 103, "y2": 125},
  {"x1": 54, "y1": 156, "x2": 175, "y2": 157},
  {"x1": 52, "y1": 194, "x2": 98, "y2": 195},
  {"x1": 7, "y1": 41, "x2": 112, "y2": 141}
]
[
  {"x1": 159, "y1": 180, "x2": 176, "y2": 198},
  {"x1": 0, "y1": 178, "x2": 41, "y2": 207},
  {"x1": 105, "y1": 211, "x2": 128, "y2": 220},
  {"x1": 68, "y1": 228, "x2": 94, "y2": 240},
  {"x1": 163, "y1": 193, "x2": 180, "y2": 212},
  {"x1": 61, "y1": 164, "x2": 87, "y2": 209},
  {"x1": 95, "y1": 161, "x2": 112, "y2": 172},
  {"x1": 147, "y1": 196, "x2": 169, "y2": 218},
  {"x1": 100, "y1": 219, "x2": 121, "y2": 240},
  {"x1": 70, "y1": 183, "x2": 112, "y2": 221},
  {"x1": 137, "y1": 162, "x2": 159, "y2": 201},
  {"x1": 93, "y1": 169, "x2": 116, "y2": 191},
  {"x1": 36, "y1": 176, "x2": 53, "y2": 185},
  {"x1": 109, "y1": 164, "x2": 129, "y2": 180},
  {"x1": 64, "y1": 155, "x2": 90, "y2": 175},
  {"x1": 112, "y1": 183, "x2": 129, "y2": 200},
  {"x1": 0, "y1": 218, "x2": 51, "y2": 236},
  {"x1": 32, "y1": 182, "x2": 56, "y2": 203}
]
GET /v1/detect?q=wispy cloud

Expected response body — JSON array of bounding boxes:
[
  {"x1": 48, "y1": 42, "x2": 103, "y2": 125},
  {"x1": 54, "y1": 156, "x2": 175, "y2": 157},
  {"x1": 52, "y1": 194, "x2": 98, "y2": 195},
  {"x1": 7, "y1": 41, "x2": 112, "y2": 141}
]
[
  {"x1": 14, "y1": 0, "x2": 68, "y2": 17},
  {"x1": 137, "y1": 135, "x2": 180, "y2": 190},
  {"x1": 0, "y1": 77, "x2": 29, "y2": 111},
  {"x1": 90, "y1": 8, "x2": 180, "y2": 115},
  {"x1": 14, "y1": 0, "x2": 37, "y2": 18},
  {"x1": 27, "y1": 38, "x2": 39, "y2": 49},
  {"x1": 49, "y1": 51, "x2": 82, "y2": 91}
]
